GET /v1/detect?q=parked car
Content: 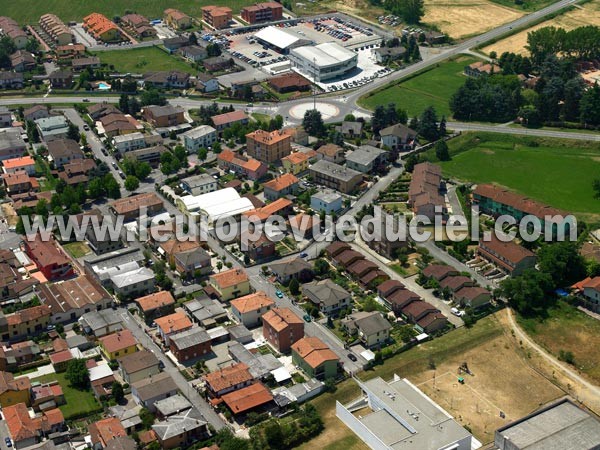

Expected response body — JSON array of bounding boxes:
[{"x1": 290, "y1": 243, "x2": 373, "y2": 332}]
[
  {"x1": 275, "y1": 289, "x2": 283, "y2": 298},
  {"x1": 348, "y1": 353, "x2": 357, "y2": 362},
  {"x1": 5, "y1": 437, "x2": 13, "y2": 447},
  {"x1": 303, "y1": 314, "x2": 312, "y2": 322}
]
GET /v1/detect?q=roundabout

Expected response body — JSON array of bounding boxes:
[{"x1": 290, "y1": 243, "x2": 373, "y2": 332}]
[{"x1": 288, "y1": 101, "x2": 341, "y2": 121}]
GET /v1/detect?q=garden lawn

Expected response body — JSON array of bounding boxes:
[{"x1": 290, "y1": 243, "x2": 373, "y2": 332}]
[
  {"x1": 33, "y1": 372, "x2": 102, "y2": 420},
  {"x1": 3, "y1": 0, "x2": 253, "y2": 24},
  {"x1": 358, "y1": 56, "x2": 480, "y2": 118},
  {"x1": 63, "y1": 241, "x2": 92, "y2": 258},
  {"x1": 518, "y1": 300, "x2": 600, "y2": 385},
  {"x1": 427, "y1": 132, "x2": 600, "y2": 220},
  {"x1": 93, "y1": 47, "x2": 196, "y2": 75}
]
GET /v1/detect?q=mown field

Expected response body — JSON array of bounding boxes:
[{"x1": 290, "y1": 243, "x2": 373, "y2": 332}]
[
  {"x1": 2, "y1": 0, "x2": 252, "y2": 25},
  {"x1": 427, "y1": 132, "x2": 600, "y2": 220},
  {"x1": 518, "y1": 300, "x2": 600, "y2": 385},
  {"x1": 358, "y1": 56, "x2": 479, "y2": 118},
  {"x1": 92, "y1": 47, "x2": 197, "y2": 75}
]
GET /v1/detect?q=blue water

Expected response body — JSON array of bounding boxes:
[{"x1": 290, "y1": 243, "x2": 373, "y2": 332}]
[{"x1": 97, "y1": 82, "x2": 111, "y2": 90}]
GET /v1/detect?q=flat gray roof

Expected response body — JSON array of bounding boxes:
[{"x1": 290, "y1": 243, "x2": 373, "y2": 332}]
[
  {"x1": 346, "y1": 145, "x2": 387, "y2": 167},
  {"x1": 154, "y1": 394, "x2": 192, "y2": 417},
  {"x1": 310, "y1": 159, "x2": 362, "y2": 182},
  {"x1": 495, "y1": 399, "x2": 600, "y2": 450}
]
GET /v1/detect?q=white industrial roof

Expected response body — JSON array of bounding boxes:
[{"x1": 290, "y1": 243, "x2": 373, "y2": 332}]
[
  {"x1": 254, "y1": 26, "x2": 305, "y2": 50},
  {"x1": 89, "y1": 363, "x2": 114, "y2": 382},
  {"x1": 272, "y1": 366, "x2": 291, "y2": 382},
  {"x1": 291, "y1": 42, "x2": 356, "y2": 68},
  {"x1": 182, "y1": 125, "x2": 216, "y2": 139},
  {"x1": 180, "y1": 187, "x2": 254, "y2": 222}
]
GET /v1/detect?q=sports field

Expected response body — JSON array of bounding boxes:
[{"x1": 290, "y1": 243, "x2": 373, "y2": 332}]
[
  {"x1": 2, "y1": 0, "x2": 251, "y2": 25},
  {"x1": 430, "y1": 133, "x2": 600, "y2": 220},
  {"x1": 93, "y1": 47, "x2": 197, "y2": 75},
  {"x1": 423, "y1": 0, "x2": 524, "y2": 39},
  {"x1": 358, "y1": 56, "x2": 479, "y2": 118},
  {"x1": 482, "y1": 0, "x2": 600, "y2": 55}
]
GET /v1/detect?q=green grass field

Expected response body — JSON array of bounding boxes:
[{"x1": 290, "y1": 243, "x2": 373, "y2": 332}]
[
  {"x1": 3, "y1": 0, "x2": 252, "y2": 25},
  {"x1": 518, "y1": 300, "x2": 600, "y2": 385},
  {"x1": 33, "y1": 372, "x2": 102, "y2": 420},
  {"x1": 425, "y1": 132, "x2": 600, "y2": 220},
  {"x1": 93, "y1": 47, "x2": 197, "y2": 75},
  {"x1": 358, "y1": 56, "x2": 480, "y2": 118}
]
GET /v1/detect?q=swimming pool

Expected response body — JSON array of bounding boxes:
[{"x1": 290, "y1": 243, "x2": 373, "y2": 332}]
[{"x1": 97, "y1": 82, "x2": 111, "y2": 90}]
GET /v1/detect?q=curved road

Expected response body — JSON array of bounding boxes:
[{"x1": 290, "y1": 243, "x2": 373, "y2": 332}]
[{"x1": 506, "y1": 308, "x2": 600, "y2": 400}]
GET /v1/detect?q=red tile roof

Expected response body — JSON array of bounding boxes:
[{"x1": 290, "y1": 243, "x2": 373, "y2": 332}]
[
  {"x1": 220, "y1": 382, "x2": 273, "y2": 414},
  {"x1": 263, "y1": 173, "x2": 298, "y2": 192},
  {"x1": 210, "y1": 268, "x2": 248, "y2": 289},
  {"x1": 154, "y1": 312, "x2": 193, "y2": 335},
  {"x1": 262, "y1": 307, "x2": 302, "y2": 332},
  {"x1": 291, "y1": 336, "x2": 339, "y2": 369},
  {"x1": 89, "y1": 417, "x2": 127, "y2": 447},
  {"x1": 204, "y1": 362, "x2": 253, "y2": 394},
  {"x1": 211, "y1": 110, "x2": 248, "y2": 127},
  {"x1": 99, "y1": 330, "x2": 137, "y2": 354},
  {"x1": 136, "y1": 290, "x2": 175, "y2": 312},
  {"x1": 230, "y1": 291, "x2": 274, "y2": 314}
]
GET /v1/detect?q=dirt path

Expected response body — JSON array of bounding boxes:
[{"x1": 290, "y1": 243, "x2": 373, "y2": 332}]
[{"x1": 505, "y1": 308, "x2": 600, "y2": 413}]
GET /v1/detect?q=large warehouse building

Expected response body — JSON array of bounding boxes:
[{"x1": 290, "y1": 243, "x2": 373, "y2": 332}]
[
  {"x1": 289, "y1": 42, "x2": 358, "y2": 82},
  {"x1": 253, "y1": 26, "x2": 313, "y2": 54}
]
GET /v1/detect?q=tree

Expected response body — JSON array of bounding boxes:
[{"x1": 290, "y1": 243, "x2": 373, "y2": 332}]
[
  {"x1": 124, "y1": 175, "x2": 139, "y2": 191},
  {"x1": 418, "y1": 106, "x2": 439, "y2": 141},
  {"x1": 593, "y1": 178, "x2": 600, "y2": 199},
  {"x1": 112, "y1": 381, "x2": 125, "y2": 403},
  {"x1": 139, "y1": 407, "x2": 154, "y2": 429},
  {"x1": 119, "y1": 94, "x2": 130, "y2": 113},
  {"x1": 580, "y1": 83, "x2": 600, "y2": 126},
  {"x1": 489, "y1": 51, "x2": 497, "y2": 61},
  {"x1": 25, "y1": 38, "x2": 39, "y2": 53},
  {"x1": 198, "y1": 147, "x2": 208, "y2": 161},
  {"x1": 434, "y1": 140, "x2": 450, "y2": 161},
  {"x1": 537, "y1": 242, "x2": 586, "y2": 288},
  {"x1": 67, "y1": 123, "x2": 80, "y2": 142},
  {"x1": 289, "y1": 277, "x2": 300, "y2": 295},
  {"x1": 438, "y1": 116, "x2": 447, "y2": 136},
  {"x1": 498, "y1": 269, "x2": 553, "y2": 315},
  {"x1": 140, "y1": 88, "x2": 166, "y2": 106},
  {"x1": 264, "y1": 421, "x2": 285, "y2": 448},
  {"x1": 135, "y1": 162, "x2": 152, "y2": 180},
  {"x1": 65, "y1": 359, "x2": 90, "y2": 389},
  {"x1": 302, "y1": 109, "x2": 326, "y2": 137}
]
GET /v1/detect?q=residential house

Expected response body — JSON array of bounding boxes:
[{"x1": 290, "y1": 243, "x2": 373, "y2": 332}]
[
  {"x1": 89, "y1": 417, "x2": 127, "y2": 450},
  {"x1": 121, "y1": 13, "x2": 157, "y2": 38},
  {"x1": 129, "y1": 144, "x2": 169, "y2": 167},
  {"x1": 10, "y1": 51, "x2": 36, "y2": 72},
  {"x1": 163, "y1": 36, "x2": 190, "y2": 53},
  {"x1": 132, "y1": 372, "x2": 178, "y2": 412},
  {"x1": 376, "y1": 279, "x2": 404, "y2": 299},
  {"x1": 196, "y1": 72, "x2": 219, "y2": 93},
  {"x1": 416, "y1": 311, "x2": 449, "y2": 334},
  {"x1": 72, "y1": 57, "x2": 101, "y2": 71},
  {"x1": 2, "y1": 156, "x2": 35, "y2": 175},
  {"x1": 118, "y1": 350, "x2": 160, "y2": 384},
  {"x1": 373, "y1": 46, "x2": 406, "y2": 63},
  {"x1": 246, "y1": 129, "x2": 292, "y2": 164},
  {"x1": 478, "y1": 234, "x2": 537, "y2": 276},
  {"x1": 83, "y1": 13, "x2": 122, "y2": 42},
  {"x1": 241, "y1": 2, "x2": 283, "y2": 23},
  {"x1": 24, "y1": 236, "x2": 73, "y2": 280},
  {"x1": 454, "y1": 286, "x2": 491, "y2": 308},
  {"x1": 0, "y1": 71, "x2": 24, "y2": 89},
  {"x1": 342, "y1": 311, "x2": 391, "y2": 348},
  {"x1": 464, "y1": 61, "x2": 499, "y2": 77},
  {"x1": 99, "y1": 330, "x2": 138, "y2": 360},
  {"x1": 243, "y1": 197, "x2": 293, "y2": 222},
  {"x1": 291, "y1": 337, "x2": 339, "y2": 380},
  {"x1": 408, "y1": 162, "x2": 446, "y2": 221},
  {"x1": 203, "y1": 56, "x2": 233, "y2": 72},
  {"x1": 204, "y1": 361, "x2": 254, "y2": 397},
  {"x1": 268, "y1": 72, "x2": 311, "y2": 93},
  {"x1": 112, "y1": 132, "x2": 163, "y2": 155},
  {"x1": 310, "y1": 191, "x2": 343, "y2": 214},
  {"x1": 581, "y1": 277, "x2": 600, "y2": 312},
  {"x1": 155, "y1": 312, "x2": 193, "y2": 345},
  {"x1": 281, "y1": 126, "x2": 309, "y2": 146},
  {"x1": 143, "y1": 105, "x2": 186, "y2": 128},
  {"x1": 217, "y1": 149, "x2": 267, "y2": 180},
  {"x1": 30, "y1": 382, "x2": 65, "y2": 410},
  {"x1": 36, "y1": 275, "x2": 113, "y2": 324},
  {"x1": 79, "y1": 309, "x2": 123, "y2": 337},
  {"x1": 178, "y1": 45, "x2": 208, "y2": 62},
  {"x1": 0, "y1": 17, "x2": 28, "y2": 49},
  {"x1": 421, "y1": 264, "x2": 459, "y2": 282},
  {"x1": 230, "y1": 291, "x2": 275, "y2": 328},
  {"x1": 263, "y1": 173, "x2": 299, "y2": 201},
  {"x1": 109, "y1": 192, "x2": 164, "y2": 221},
  {"x1": 208, "y1": 268, "x2": 251, "y2": 301},
  {"x1": 4, "y1": 305, "x2": 51, "y2": 341},
  {"x1": 262, "y1": 308, "x2": 304, "y2": 353},
  {"x1": 269, "y1": 257, "x2": 313, "y2": 284},
  {"x1": 0, "y1": 342, "x2": 41, "y2": 372},
  {"x1": 239, "y1": 231, "x2": 276, "y2": 262},
  {"x1": 46, "y1": 138, "x2": 84, "y2": 169},
  {"x1": 54, "y1": 44, "x2": 85, "y2": 59},
  {"x1": 180, "y1": 173, "x2": 217, "y2": 195},
  {"x1": 35, "y1": 116, "x2": 69, "y2": 142},
  {"x1": 0, "y1": 129, "x2": 26, "y2": 160},
  {"x1": 331, "y1": 249, "x2": 363, "y2": 268},
  {"x1": 58, "y1": 158, "x2": 97, "y2": 186},
  {"x1": 88, "y1": 102, "x2": 121, "y2": 121},
  {"x1": 181, "y1": 125, "x2": 217, "y2": 152},
  {"x1": 201, "y1": 5, "x2": 233, "y2": 29},
  {"x1": 439, "y1": 275, "x2": 475, "y2": 293},
  {"x1": 281, "y1": 151, "x2": 310, "y2": 175},
  {"x1": 48, "y1": 70, "x2": 73, "y2": 89},
  {"x1": 335, "y1": 121, "x2": 363, "y2": 139},
  {"x1": 363, "y1": 214, "x2": 409, "y2": 260},
  {"x1": 302, "y1": 279, "x2": 351, "y2": 316},
  {"x1": 309, "y1": 159, "x2": 363, "y2": 194},
  {"x1": 135, "y1": 291, "x2": 176, "y2": 324},
  {"x1": 211, "y1": 110, "x2": 248, "y2": 133},
  {"x1": 143, "y1": 71, "x2": 191, "y2": 89},
  {"x1": 0, "y1": 371, "x2": 31, "y2": 407},
  {"x1": 388, "y1": 289, "x2": 421, "y2": 314},
  {"x1": 173, "y1": 247, "x2": 212, "y2": 279},
  {"x1": 220, "y1": 382, "x2": 273, "y2": 415},
  {"x1": 48, "y1": 350, "x2": 72, "y2": 372},
  {"x1": 164, "y1": 9, "x2": 192, "y2": 30},
  {"x1": 379, "y1": 123, "x2": 418, "y2": 151},
  {"x1": 346, "y1": 145, "x2": 388, "y2": 173},
  {"x1": 23, "y1": 105, "x2": 49, "y2": 122},
  {"x1": 97, "y1": 113, "x2": 141, "y2": 137},
  {"x1": 183, "y1": 297, "x2": 227, "y2": 328},
  {"x1": 3, "y1": 403, "x2": 65, "y2": 449},
  {"x1": 152, "y1": 406, "x2": 208, "y2": 449},
  {"x1": 169, "y1": 327, "x2": 212, "y2": 363}
]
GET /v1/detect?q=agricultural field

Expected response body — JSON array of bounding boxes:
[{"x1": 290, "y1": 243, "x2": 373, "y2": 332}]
[
  {"x1": 296, "y1": 0, "x2": 387, "y2": 29},
  {"x1": 428, "y1": 132, "x2": 600, "y2": 221},
  {"x1": 359, "y1": 56, "x2": 480, "y2": 117},
  {"x1": 422, "y1": 0, "x2": 524, "y2": 39},
  {"x1": 1, "y1": 0, "x2": 251, "y2": 25},
  {"x1": 482, "y1": 0, "x2": 600, "y2": 55},
  {"x1": 92, "y1": 47, "x2": 197, "y2": 75},
  {"x1": 306, "y1": 314, "x2": 564, "y2": 447},
  {"x1": 518, "y1": 301, "x2": 600, "y2": 386}
]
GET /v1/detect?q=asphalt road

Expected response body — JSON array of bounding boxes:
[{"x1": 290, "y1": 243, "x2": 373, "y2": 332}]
[{"x1": 118, "y1": 307, "x2": 228, "y2": 430}]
